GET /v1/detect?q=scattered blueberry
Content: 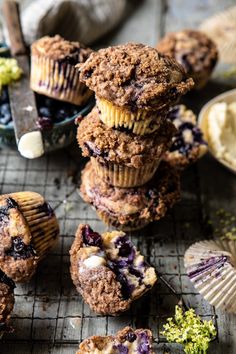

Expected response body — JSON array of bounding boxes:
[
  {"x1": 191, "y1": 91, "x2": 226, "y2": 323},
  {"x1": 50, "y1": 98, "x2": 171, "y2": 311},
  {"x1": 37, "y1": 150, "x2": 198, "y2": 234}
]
[{"x1": 39, "y1": 106, "x2": 52, "y2": 118}]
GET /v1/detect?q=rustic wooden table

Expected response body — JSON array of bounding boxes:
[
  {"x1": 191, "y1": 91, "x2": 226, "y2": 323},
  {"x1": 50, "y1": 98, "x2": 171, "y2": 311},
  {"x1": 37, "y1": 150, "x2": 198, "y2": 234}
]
[{"x1": 0, "y1": 0, "x2": 236, "y2": 353}]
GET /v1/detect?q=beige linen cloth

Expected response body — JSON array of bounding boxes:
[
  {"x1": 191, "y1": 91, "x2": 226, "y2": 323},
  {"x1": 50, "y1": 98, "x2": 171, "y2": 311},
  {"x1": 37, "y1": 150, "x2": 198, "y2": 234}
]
[{"x1": 21, "y1": 0, "x2": 126, "y2": 45}]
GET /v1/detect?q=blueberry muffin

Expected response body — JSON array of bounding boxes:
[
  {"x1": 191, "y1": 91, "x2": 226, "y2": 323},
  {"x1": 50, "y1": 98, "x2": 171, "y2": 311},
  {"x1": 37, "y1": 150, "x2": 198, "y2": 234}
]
[
  {"x1": 31, "y1": 35, "x2": 93, "y2": 105},
  {"x1": 80, "y1": 161, "x2": 180, "y2": 231},
  {"x1": 0, "y1": 192, "x2": 59, "y2": 282},
  {"x1": 78, "y1": 43, "x2": 194, "y2": 135},
  {"x1": 70, "y1": 224, "x2": 157, "y2": 315},
  {"x1": 164, "y1": 105, "x2": 207, "y2": 169},
  {"x1": 157, "y1": 30, "x2": 218, "y2": 89},
  {"x1": 77, "y1": 108, "x2": 176, "y2": 187},
  {"x1": 0, "y1": 270, "x2": 15, "y2": 337},
  {"x1": 77, "y1": 326, "x2": 154, "y2": 353}
]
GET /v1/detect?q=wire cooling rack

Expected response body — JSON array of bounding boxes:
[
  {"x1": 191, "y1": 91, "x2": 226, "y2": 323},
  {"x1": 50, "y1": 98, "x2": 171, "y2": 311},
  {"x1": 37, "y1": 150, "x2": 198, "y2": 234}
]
[{"x1": 0, "y1": 144, "x2": 218, "y2": 353}]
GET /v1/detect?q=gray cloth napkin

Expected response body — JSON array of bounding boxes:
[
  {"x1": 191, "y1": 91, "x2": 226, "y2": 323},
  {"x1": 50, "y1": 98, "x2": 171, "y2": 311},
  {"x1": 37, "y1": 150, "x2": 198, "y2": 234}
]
[{"x1": 21, "y1": 0, "x2": 126, "y2": 45}]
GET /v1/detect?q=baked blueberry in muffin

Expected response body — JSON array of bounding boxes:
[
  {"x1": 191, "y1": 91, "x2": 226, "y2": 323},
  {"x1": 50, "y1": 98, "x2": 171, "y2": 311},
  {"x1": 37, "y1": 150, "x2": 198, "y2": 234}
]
[
  {"x1": 31, "y1": 35, "x2": 93, "y2": 105},
  {"x1": 164, "y1": 105, "x2": 207, "y2": 169},
  {"x1": 0, "y1": 192, "x2": 59, "y2": 282},
  {"x1": 77, "y1": 108, "x2": 176, "y2": 188},
  {"x1": 80, "y1": 161, "x2": 180, "y2": 231},
  {"x1": 0, "y1": 269, "x2": 15, "y2": 337},
  {"x1": 78, "y1": 42, "x2": 193, "y2": 135},
  {"x1": 157, "y1": 30, "x2": 218, "y2": 89},
  {"x1": 70, "y1": 224, "x2": 157, "y2": 315},
  {"x1": 77, "y1": 326, "x2": 154, "y2": 353}
]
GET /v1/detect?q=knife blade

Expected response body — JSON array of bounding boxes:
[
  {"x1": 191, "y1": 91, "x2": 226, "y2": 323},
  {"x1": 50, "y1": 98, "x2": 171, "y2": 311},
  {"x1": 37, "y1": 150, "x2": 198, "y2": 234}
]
[{"x1": 2, "y1": 0, "x2": 44, "y2": 159}]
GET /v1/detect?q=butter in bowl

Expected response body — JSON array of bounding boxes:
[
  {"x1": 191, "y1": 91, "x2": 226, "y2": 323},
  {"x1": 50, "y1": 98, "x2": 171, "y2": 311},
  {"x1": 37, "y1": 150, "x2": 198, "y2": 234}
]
[{"x1": 199, "y1": 88, "x2": 236, "y2": 174}]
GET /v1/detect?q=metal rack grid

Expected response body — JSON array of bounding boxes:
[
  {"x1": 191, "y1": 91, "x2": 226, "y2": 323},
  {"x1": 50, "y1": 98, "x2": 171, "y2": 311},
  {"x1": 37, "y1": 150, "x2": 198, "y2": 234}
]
[{"x1": 0, "y1": 144, "x2": 218, "y2": 353}]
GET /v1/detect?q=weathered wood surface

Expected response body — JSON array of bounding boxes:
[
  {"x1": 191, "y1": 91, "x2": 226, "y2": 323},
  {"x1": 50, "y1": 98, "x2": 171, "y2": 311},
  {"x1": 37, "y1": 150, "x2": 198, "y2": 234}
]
[{"x1": 0, "y1": 0, "x2": 236, "y2": 353}]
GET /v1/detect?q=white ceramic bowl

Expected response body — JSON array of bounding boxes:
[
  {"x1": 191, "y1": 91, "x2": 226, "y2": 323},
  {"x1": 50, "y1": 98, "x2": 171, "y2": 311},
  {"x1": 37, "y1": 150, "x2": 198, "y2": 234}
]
[{"x1": 198, "y1": 88, "x2": 236, "y2": 174}]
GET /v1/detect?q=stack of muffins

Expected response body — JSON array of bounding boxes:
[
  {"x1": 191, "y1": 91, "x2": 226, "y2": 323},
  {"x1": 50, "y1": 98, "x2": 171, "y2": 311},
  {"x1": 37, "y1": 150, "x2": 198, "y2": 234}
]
[{"x1": 77, "y1": 43, "x2": 194, "y2": 231}]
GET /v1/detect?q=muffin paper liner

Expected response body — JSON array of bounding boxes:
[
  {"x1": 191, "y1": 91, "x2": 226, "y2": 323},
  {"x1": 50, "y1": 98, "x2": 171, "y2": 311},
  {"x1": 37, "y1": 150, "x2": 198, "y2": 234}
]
[
  {"x1": 200, "y1": 6, "x2": 236, "y2": 64},
  {"x1": 91, "y1": 157, "x2": 160, "y2": 188},
  {"x1": 30, "y1": 55, "x2": 92, "y2": 105},
  {"x1": 8, "y1": 192, "x2": 59, "y2": 259},
  {"x1": 96, "y1": 98, "x2": 166, "y2": 135},
  {"x1": 184, "y1": 239, "x2": 236, "y2": 313}
]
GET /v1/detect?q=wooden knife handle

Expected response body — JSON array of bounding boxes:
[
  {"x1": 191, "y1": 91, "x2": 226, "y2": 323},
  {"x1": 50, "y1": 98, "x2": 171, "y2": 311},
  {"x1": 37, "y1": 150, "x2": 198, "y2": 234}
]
[{"x1": 2, "y1": 0, "x2": 27, "y2": 56}]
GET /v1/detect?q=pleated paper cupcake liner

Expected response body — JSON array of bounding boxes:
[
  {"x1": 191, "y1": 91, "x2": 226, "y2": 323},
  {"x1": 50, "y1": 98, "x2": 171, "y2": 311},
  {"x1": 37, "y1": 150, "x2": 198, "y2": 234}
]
[
  {"x1": 200, "y1": 6, "x2": 236, "y2": 64},
  {"x1": 91, "y1": 157, "x2": 160, "y2": 188},
  {"x1": 184, "y1": 239, "x2": 236, "y2": 313},
  {"x1": 8, "y1": 192, "x2": 59, "y2": 259},
  {"x1": 96, "y1": 97, "x2": 166, "y2": 135},
  {"x1": 30, "y1": 55, "x2": 92, "y2": 105}
]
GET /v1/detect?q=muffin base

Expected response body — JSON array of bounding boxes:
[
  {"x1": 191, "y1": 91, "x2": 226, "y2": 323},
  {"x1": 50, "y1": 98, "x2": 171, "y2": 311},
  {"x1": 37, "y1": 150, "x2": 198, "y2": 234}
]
[
  {"x1": 91, "y1": 157, "x2": 160, "y2": 188},
  {"x1": 80, "y1": 161, "x2": 181, "y2": 231},
  {"x1": 31, "y1": 55, "x2": 92, "y2": 105}
]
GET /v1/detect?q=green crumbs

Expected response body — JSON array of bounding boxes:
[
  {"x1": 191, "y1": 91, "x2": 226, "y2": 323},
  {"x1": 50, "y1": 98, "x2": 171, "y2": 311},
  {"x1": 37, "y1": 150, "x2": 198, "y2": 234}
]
[
  {"x1": 0, "y1": 57, "x2": 22, "y2": 90},
  {"x1": 161, "y1": 306, "x2": 216, "y2": 354}
]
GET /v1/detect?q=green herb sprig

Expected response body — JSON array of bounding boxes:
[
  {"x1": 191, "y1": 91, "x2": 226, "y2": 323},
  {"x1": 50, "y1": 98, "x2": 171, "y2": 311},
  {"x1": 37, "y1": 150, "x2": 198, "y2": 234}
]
[{"x1": 161, "y1": 306, "x2": 216, "y2": 354}]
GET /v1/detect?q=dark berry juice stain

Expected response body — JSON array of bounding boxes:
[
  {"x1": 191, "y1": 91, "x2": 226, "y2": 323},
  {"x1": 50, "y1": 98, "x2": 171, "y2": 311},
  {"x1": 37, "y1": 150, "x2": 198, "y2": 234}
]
[
  {"x1": 6, "y1": 237, "x2": 36, "y2": 260},
  {"x1": 82, "y1": 225, "x2": 103, "y2": 248},
  {"x1": 0, "y1": 269, "x2": 15, "y2": 290},
  {"x1": 37, "y1": 202, "x2": 54, "y2": 218}
]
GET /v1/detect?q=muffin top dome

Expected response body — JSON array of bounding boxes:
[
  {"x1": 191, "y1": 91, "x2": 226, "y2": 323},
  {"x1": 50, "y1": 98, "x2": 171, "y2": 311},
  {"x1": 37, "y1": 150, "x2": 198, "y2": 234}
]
[
  {"x1": 78, "y1": 42, "x2": 194, "y2": 110},
  {"x1": 157, "y1": 29, "x2": 218, "y2": 74},
  {"x1": 31, "y1": 35, "x2": 92, "y2": 64}
]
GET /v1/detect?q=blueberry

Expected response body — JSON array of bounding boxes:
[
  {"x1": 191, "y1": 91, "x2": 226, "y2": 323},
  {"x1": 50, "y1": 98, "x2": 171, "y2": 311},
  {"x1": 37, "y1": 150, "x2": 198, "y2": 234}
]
[
  {"x1": 179, "y1": 122, "x2": 194, "y2": 131},
  {"x1": 37, "y1": 202, "x2": 54, "y2": 218},
  {"x1": 125, "y1": 332, "x2": 137, "y2": 342},
  {"x1": 6, "y1": 237, "x2": 36, "y2": 260},
  {"x1": 0, "y1": 113, "x2": 11, "y2": 125},
  {"x1": 167, "y1": 106, "x2": 180, "y2": 121},
  {"x1": 129, "y1": 266, "x2": 142, "y2": 278},
  {"x1": 39, "y1": 106, "x2": 52, "y2": 118},
  {"x1": 113, "y1": 344, "x2": 128, "y2": 354},
  {"x1": 55, "y1": 108, "x2": 67, "y2": 121},
  {"x1": 137, "y1": 333, "x2": 150, "y2": 354},
  {"x1": 115, "y1": 236, "x2": 134, "y2": 259},
  {"x1": 82, "y1": 225, "x2": 103, "y2": 248},
  {"x1": 0, "y1": 103, "x2": 10, "y2": 116},
  {"x1": 169, "y1": 137, "x2": 184, "y2": 152}
]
